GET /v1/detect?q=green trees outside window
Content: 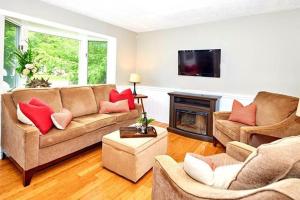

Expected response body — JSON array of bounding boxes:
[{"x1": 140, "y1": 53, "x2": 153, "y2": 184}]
[
  {"x1": 88, "y1": 41, "x2": 107, "y2": 84},
  {"x1": 4, "y1": 20, "x2": 20, "y2": 89},
  {"x1": 29, "y1": 31, "x2": 80, "y2": 85},
  {"x1": 3, "y1": 27, "x2": 108, "y2": 87},
  {"x1": 29, "y1": 32, "x2": 108, "y2": 85}
]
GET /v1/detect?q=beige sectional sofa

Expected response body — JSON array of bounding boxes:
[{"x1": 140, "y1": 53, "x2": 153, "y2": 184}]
[{"x1": 1, "y1": 84, "x2": 142, "y2": 186}]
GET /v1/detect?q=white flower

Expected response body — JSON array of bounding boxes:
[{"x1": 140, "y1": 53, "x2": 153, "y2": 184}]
[
  {"x1": 25, "y1": 64, "x2": 34, "y2": 70},
  {"x1": 22, "y1": 68, "x2": 30, "y2": 76},
  {"x1": 31, "y1": 67, "x2": 37, "y2": 74}
]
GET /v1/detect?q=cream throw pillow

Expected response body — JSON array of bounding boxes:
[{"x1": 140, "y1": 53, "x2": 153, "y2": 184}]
[
  {"x1": 184, "y1": 153, "x2": 214, "y2": 185},
  {"x1": 183, "y1": 153, "x2": 243, "y2": 189},
  {"x1": 213, "y1": 164, "x2": 243, "y2": 188},
  {"x1": 17, "y1": 104, "x2": 33, "y2": 125}
]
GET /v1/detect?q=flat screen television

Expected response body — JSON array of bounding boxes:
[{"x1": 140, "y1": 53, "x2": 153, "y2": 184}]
[{"x1": 178, "y1": 49, "x2": 221, "y2": 77}]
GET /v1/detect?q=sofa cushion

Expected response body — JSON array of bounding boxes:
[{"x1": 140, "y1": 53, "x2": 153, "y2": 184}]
[
  {"x1": 12, "y1": 88, "x2": 63, "y2": 112},
  {"x1": 215, "y1": 120, "x2": 245, "y2": 141},
  {"x1": 73, "y1": 113, "x2": 116, "y2": 133},
  {"x1": 254, "y1": 91, "x2": 298, "y2": 126},
  {"x1": 40, "y1": 121, "x2": 85, "y2": 148},
  {"x1": 229, "y1": 135, "x2": 300, "y2": 190},
  {"x1": 92, "y1": 84, "x2": 116, "y2": 110},
  {"x1": 60, "y1": 87, "x2": 98, "y2": 117},
  {"x1": 108, "y1": 109, "x2": 139, "y2": 122}
]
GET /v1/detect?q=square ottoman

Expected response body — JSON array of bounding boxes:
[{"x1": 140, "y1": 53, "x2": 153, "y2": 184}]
[{"x1": 102, "y1": 126, "x2": 168, "y2": 182}]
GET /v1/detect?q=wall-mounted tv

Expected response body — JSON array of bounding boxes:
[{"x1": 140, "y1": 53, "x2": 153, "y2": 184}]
[{"x1": 178, "y1": 49, "x2": 221, "y2": 77}]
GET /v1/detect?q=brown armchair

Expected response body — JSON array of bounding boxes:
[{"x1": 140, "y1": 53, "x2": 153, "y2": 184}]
[
  {"x1": 152, "y1": 141, "x2": 300, "y2": 200},
  {"x1": 213, "y1": 91, "x2": 300, "y2": 147}
]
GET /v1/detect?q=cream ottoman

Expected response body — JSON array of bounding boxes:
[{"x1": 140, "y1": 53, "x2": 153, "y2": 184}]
[{"x1": 102, "y1": 126, "x2": 168, "y2": 182}]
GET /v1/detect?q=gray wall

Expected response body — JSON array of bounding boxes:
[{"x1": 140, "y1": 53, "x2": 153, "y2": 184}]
[
  {"x1": 0, "y1": 0, "x2": 137, "y2": 85},
  {"x1": 136, "y1": 9, "x2": 300, "y2": 96}
]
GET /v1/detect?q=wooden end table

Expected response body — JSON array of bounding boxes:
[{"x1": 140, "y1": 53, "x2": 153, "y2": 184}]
[{"x1": 134, "y1": 94, "x2": 148, "y2": 112}]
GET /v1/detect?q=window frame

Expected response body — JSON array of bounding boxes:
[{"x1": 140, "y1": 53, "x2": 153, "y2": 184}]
[{"x1": 3, "y1": 19, "x2": 21, "y2": 89}]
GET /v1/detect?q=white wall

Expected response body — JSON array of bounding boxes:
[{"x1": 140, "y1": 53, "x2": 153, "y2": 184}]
[
  {"x1": 0, "y1": 0, "x2": 137, "y2": 85},
  {"x1": 118, "y1": 85, "x2": 254, "y2": 123},
  {"x1": 136, "y1": 9, "x2": 300, "y2": 97}
]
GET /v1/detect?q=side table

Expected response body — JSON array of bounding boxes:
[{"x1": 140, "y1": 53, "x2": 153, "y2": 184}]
[{"x1": 134, "y1": 94, "x2": 148, "y2": 113}]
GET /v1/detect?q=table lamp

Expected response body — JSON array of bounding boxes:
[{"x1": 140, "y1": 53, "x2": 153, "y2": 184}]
[
  {"x1": 297, "y1": 99, "x2": 300, "y2": 117},
  {"x1": 129, "y1": 73, "x2": 141, "y2": 96}
]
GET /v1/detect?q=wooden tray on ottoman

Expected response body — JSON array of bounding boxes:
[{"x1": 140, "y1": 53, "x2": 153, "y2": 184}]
[{"x1": 120, "y1": 126, "x2": 157, "y2": 138}]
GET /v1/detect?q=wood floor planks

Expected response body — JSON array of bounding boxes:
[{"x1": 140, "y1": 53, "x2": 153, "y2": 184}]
[{"x1": 0, "y1": 122, "x2": 224, "y2": 200}]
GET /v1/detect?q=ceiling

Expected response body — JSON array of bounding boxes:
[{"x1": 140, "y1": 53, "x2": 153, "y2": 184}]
[{"x1": 40, "y1": 0, "x2": 300, "y2": 32}]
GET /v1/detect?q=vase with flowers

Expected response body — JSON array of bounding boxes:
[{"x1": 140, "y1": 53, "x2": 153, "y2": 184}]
[{"x1": 14, "y1": 40, "x2": 39, "y2": 86}]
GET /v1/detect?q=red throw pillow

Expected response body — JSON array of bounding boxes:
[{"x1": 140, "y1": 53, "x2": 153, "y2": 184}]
[
  {"x1": 109, "y1": 89, "x2": 135, "y2": 110},
  {"x1": 229, "y1": 100, "x2": 257, "y2": 126},
  {"x1": 19, "y1": 102, "x2": 54, "y2": 134},
  {"x1": 29, "y1": 97, "x2": 54, "y2": 113}
]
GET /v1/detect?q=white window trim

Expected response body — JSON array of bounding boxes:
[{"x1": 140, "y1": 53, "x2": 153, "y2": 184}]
[{"x1": 79, "y1": 37, "x2": 88, "y2": 85}]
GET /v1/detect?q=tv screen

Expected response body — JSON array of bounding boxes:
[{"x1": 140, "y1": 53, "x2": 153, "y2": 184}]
[{"x1": 178, "y1": 49, "x2": 221, "y2": 77}]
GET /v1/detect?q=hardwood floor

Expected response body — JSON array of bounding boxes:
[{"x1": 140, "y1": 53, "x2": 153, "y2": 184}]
[{"x1": 0, "y1": 122, "x2": 224, "y2": 200}]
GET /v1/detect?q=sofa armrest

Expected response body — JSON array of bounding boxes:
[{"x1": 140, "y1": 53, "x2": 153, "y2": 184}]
[
  {"x1": 226, "y1": 141, "x2": 256, "y2": 162},
  {"x1": 240, "y1": 113, "x2": 300, "y2": 144},
  {"x1": 213, "y1": 111, "x2": 231, "y2": 120},
  {"x1": 213, "y1": 112, "x2": 231, "y2": 140},
  {"x1": 1, "y1": 94, "x2": 40, "y2": 170}
]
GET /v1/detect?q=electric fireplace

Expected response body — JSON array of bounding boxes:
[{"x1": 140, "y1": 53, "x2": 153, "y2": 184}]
[
  {"x1": 168, "y1": 92, "x2": 221, "y2": 141},
  {"x1": 175, "y1": 110, "x2": 208, "y2": 135}
]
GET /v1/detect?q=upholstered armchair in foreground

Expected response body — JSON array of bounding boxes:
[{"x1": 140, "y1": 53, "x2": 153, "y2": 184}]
[
  {"x1": 213, "y1": 91, "x2": 300, "y2": 147},
  {"x1": 152, "y1": 139, "x2": 300, "y2": 200}
]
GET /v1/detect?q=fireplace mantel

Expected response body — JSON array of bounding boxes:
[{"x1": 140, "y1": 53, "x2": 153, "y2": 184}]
[{"x1": 167, "y1": 92, "x2": 221, "y2": 142}]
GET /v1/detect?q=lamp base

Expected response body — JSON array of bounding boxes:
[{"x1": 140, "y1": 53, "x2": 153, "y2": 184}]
[{"x1": 133, "y1": 82, "x2": 137, "y2": 96}]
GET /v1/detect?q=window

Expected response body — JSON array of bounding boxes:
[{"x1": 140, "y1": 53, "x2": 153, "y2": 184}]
[
  {"x1": 4, "y1": 20, "x2": 20, "y2": 88},
  {"x1": 3, "y1": 19, "x2": 113, "y2": 88},
  {"x1": 28, "y1": 31, "x2": 80, "y2": 86},
  {"x1": 87, "y1": 40, "x2": 107, "y2": 84}
]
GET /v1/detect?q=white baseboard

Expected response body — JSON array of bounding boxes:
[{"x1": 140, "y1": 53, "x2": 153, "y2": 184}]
[{"x1": 117, "y1": 85, "x2": 254, "y2": 123}]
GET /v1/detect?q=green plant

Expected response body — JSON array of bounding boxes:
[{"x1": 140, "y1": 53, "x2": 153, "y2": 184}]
[
  {"x1": 14, "y1": 40, "x2": 39, "y2": 78},
  {"x1": 137, "y1": 117, "x2": 155, "y2": 125}
]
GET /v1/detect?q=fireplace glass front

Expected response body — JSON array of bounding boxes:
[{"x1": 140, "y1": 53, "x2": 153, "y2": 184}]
[{"x1": 175, "y1": 109, "x2": 208, "y2": 135}]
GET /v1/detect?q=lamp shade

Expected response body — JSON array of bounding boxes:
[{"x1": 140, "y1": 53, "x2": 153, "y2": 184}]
[
  {"x1": 297, "y1": 99, "x2": 300, "y2": 117},
  {"x1": 129, "y1": 73, "x2": 141, "y2": 83}
]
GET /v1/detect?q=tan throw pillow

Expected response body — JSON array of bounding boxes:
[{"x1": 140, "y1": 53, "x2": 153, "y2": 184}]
[
  {"x1": 99, "y1": 100, "x2": 129, "y2": 114},
  {"x1": 228, "y1": 136, "x2": 300, "y2": 190},
  {"x1": 228, "y1": 99, "x2": 257, "y2": 126},
  {"x1": 51, "y1": 108, "x2": 73, "y2": 130}
]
